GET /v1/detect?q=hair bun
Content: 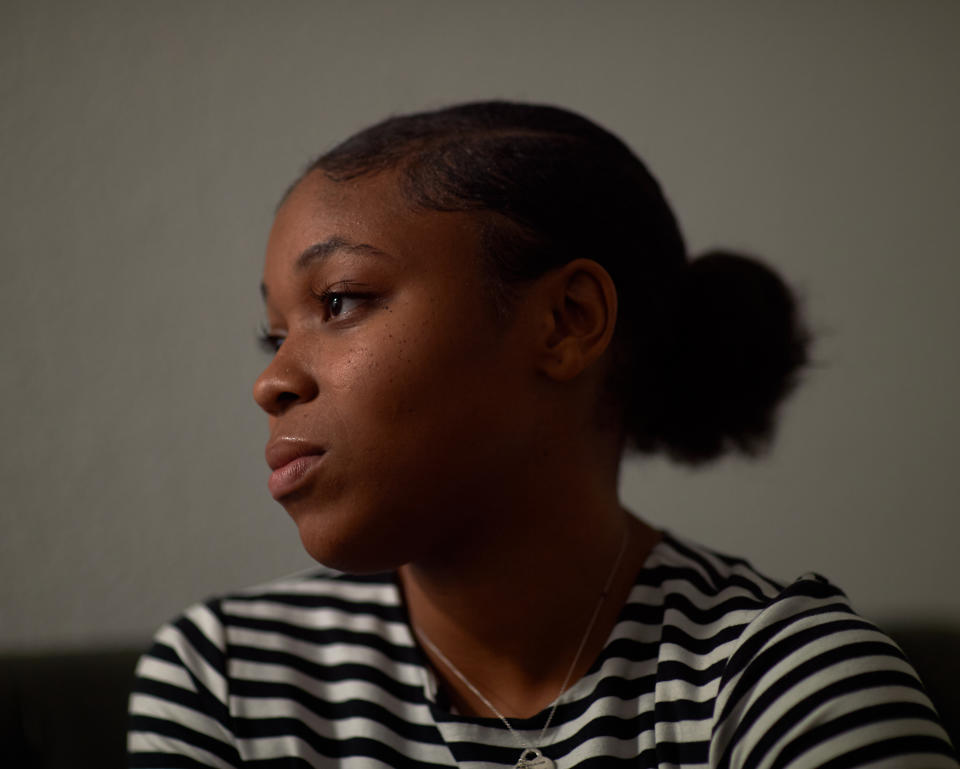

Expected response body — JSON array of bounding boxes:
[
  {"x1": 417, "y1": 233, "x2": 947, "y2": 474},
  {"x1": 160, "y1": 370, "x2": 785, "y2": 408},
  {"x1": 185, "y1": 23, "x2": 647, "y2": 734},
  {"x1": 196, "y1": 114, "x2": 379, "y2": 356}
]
[{"x1": 630, "y1": 250, "x2": 811, "y2": 465}]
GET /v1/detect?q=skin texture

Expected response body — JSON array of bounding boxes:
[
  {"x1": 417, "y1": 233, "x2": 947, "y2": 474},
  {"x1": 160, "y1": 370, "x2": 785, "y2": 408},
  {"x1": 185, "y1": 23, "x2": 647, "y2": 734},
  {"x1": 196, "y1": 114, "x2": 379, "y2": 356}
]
[{"x1": 254, "y1": 168, "x2": 661, "y2": 718}]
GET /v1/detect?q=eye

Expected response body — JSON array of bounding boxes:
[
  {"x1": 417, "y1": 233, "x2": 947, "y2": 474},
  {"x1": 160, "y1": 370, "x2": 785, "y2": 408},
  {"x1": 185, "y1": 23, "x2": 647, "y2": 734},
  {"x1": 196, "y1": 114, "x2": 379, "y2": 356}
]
[
  {"x1": 325, "y1": 292, "x2": 365, "y2": 318},
  {"x1": 257, "y1": 324, "x2": 286, "y2": 355},
  {"x1": 314, "y1": 284, "x2": 371, "y2": 321}
]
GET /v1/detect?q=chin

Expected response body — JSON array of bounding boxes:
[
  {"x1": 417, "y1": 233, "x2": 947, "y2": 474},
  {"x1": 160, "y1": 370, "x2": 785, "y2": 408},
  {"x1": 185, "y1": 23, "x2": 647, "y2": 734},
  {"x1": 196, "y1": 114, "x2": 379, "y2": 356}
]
[{"x1": 294, "y1": 514, "x2": 411, "y2": 575}]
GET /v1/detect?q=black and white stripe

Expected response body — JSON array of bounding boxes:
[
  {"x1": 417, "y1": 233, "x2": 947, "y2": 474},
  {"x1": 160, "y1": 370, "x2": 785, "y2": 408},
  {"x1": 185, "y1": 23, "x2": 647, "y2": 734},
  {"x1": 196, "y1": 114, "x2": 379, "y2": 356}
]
[{"x1": 128, "y1": 534, "x2": 957, "y2": 768}]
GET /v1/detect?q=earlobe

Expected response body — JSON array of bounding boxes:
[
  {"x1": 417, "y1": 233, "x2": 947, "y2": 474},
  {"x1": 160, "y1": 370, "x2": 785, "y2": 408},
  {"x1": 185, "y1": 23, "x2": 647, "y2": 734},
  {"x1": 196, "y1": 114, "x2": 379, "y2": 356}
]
[{"x1": 538, "y1": 259, "x2": 617, "y2": 383}]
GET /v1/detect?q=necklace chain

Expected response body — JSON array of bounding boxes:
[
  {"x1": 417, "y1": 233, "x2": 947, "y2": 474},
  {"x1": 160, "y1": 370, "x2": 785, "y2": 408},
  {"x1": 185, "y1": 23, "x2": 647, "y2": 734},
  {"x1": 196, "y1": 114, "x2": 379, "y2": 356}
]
[{"x1": 413, "y1": 527, "x2": 631, "y2": 765}]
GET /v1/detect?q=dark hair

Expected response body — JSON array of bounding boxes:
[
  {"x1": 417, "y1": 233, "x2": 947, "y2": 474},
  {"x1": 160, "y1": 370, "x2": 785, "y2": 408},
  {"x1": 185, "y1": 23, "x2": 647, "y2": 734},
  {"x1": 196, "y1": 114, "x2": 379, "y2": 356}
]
[{"x1": 298, "y1": 101, "x2": 810, "y2": 465}]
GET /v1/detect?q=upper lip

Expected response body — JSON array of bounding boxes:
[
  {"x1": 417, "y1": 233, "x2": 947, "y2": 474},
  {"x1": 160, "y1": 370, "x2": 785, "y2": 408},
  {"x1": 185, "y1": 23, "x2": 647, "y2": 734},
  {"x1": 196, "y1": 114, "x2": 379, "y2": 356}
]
[{"x1": 265, "y1": 438, "x2": 326, "y2": 471}]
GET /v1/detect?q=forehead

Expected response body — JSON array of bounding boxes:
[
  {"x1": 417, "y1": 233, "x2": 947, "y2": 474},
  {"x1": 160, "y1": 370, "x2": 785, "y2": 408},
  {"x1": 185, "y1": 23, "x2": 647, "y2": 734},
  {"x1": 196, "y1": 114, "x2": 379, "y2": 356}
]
[{"x1": 265, "y1": 169, "x2": 484, "y2": 276}]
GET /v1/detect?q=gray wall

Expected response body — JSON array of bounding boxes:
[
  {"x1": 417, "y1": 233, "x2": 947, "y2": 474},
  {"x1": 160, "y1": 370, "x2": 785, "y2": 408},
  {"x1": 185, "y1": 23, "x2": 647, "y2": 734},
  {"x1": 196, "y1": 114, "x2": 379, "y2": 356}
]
[{"x1": 2, "y1": 0, "x2": 958, "y2": 651}]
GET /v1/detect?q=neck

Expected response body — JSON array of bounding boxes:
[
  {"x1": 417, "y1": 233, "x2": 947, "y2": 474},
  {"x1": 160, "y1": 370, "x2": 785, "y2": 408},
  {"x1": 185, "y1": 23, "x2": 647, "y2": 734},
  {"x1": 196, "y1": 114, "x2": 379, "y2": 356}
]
[{"x1": 397, "y1": 475, "x2": 660, "y2": 718}]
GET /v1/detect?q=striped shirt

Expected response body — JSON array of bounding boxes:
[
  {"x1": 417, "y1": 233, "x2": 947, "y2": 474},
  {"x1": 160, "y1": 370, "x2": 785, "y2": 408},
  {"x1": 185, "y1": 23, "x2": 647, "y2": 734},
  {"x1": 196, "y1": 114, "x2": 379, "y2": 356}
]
[{"x1": 128, "y1": 533, "x2": 957, "y2": 768}]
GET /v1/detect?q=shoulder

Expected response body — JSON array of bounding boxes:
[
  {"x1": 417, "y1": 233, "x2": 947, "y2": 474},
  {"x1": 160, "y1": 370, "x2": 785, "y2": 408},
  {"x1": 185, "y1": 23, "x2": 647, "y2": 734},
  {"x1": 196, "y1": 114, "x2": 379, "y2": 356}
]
[
  {"x1": 638, "y1": 532, "x2": 790, "y2": 643},
  {"x1": 127, "y1": 569, "x2": 412, "y2": 764},
  {"x1": 143, "y1": 569, "x2": 401, "y2": 662},
  {"x1": 644, "y1": 532, "x2": 887, "y2": 635},
  {"x1": 712, "y1": 576, "x2": 957, "y2": 767},
  {"x1": 134, "y1": 568, "x2": 407, "y2": 680},
  {"x1": 217, "y1": 567, "x2": 405, "y2": 634},
  {"x1": 646, "y1": 532, "x2": 786, "y2": 601},
  {"x1": 642, "y1": 535, "x2": 957, "y2": 767}
]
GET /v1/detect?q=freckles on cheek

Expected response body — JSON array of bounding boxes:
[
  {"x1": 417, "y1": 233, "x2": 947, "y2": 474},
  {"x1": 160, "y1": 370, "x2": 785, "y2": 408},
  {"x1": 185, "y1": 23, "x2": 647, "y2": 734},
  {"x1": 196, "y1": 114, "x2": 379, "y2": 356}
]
[{"x1": 334, "y1": 333, "x2": 417, "y2": 421}]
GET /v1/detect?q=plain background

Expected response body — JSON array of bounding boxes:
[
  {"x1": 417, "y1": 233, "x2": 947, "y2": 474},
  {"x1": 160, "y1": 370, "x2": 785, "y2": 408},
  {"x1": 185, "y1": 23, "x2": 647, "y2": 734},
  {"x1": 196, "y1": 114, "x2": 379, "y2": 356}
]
[{"x1": 1, "y1": 0, "x2": 958, "y2": 651}]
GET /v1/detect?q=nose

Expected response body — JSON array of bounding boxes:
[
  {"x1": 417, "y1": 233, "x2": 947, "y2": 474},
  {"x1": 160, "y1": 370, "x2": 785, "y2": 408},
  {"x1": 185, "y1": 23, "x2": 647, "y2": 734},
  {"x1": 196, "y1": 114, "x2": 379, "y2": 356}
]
[{"x1": 253, "y1": 342, "x2": 319, "y2": 416}]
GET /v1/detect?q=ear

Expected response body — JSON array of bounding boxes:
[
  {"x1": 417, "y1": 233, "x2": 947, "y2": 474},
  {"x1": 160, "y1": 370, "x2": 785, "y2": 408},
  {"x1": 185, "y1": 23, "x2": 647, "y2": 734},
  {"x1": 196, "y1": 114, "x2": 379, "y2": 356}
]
[{"x1": 537, "y1": 258, "x2": 618, "y2": 382}]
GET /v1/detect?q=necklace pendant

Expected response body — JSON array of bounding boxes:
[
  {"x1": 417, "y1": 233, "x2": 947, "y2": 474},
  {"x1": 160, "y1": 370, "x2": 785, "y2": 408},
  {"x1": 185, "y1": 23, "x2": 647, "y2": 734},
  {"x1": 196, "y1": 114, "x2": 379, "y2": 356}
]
[{"x1": 515, "y1": 748, "x2": 555, "y2": 768}]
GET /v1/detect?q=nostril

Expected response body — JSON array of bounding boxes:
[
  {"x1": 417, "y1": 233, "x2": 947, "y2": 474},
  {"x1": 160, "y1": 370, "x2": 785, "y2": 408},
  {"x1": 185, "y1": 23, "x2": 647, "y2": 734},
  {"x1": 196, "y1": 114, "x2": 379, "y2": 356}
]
[
  {"x1": 267, "y1": 391, "x2": 296, "y2": 414},
  {"x1": 253, "y1": 358, "x2": 319, "y2": 414}
]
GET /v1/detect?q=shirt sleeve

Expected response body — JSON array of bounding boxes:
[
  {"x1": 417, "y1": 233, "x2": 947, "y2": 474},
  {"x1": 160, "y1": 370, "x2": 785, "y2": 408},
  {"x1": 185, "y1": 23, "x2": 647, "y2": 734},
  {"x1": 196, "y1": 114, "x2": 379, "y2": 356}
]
[
  {"x1": 127, "y1": 600, "x2": 243, "y2": 769},
  {"x1": 709, "y1": 575, "x2": 958, "y2": 769}
]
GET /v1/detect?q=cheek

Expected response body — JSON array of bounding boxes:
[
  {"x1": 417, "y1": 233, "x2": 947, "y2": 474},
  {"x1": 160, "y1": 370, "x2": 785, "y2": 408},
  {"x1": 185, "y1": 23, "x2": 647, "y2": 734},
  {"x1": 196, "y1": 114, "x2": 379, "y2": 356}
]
[{"x1": 333, "y1": 312, "x2": 506, "y2": 458}]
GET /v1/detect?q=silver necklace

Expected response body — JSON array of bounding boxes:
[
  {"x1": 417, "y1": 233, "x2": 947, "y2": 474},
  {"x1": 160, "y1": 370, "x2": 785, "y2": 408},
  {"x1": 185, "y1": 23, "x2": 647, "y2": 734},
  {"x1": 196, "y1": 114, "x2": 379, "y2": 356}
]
[{"x1": 413, "y1": 529, "x2": 630, "y2": 769}]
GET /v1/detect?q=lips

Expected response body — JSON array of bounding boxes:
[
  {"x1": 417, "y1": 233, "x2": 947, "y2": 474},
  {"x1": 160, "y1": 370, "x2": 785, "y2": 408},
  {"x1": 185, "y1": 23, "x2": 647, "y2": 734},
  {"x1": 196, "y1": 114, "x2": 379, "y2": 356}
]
[{"x1": 265, "y1": 438, "x2": 326, "y2": 500}]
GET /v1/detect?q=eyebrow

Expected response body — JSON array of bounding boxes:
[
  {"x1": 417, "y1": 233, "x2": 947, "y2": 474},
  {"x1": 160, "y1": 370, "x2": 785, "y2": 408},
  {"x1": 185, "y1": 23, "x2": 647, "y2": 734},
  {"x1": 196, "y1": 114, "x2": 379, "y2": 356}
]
[{"x1": 260, "y1": 236, "x2": 394, "y2": 300}]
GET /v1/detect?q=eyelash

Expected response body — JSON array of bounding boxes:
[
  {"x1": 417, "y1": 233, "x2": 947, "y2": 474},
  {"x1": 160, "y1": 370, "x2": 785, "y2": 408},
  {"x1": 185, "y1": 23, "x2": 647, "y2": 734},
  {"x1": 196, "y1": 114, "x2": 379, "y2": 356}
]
[
  {"x1": 311, "y1": 283, "x2": 370, "y2": 319},
  {"x1": 257, "y1": 283, "x2": 373, "y2": 354},
  {"x1": 257, "y1": 324, "x2": 285, "y2": 355}
]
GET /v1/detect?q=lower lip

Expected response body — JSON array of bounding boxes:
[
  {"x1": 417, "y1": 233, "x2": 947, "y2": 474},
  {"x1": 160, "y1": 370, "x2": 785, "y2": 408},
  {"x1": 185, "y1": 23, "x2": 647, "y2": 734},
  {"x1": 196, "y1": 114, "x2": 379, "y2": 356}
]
[{"x1": 268, "y1": 453, "x2": 325, "y2": 499}]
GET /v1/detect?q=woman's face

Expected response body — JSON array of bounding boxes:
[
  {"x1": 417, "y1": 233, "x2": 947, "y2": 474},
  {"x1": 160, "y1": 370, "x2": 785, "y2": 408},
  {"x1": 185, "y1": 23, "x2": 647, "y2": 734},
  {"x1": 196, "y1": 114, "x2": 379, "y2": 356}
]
[{"x1": 254, "y1": 169, "x2": 542, "y2": 572}]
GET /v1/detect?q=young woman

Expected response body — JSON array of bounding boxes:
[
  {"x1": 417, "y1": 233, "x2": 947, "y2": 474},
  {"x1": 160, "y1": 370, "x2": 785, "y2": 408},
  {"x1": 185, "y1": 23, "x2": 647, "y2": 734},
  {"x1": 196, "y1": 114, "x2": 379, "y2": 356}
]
[{"x1": 128, "y1": 102, "x2": 957, "y2": 768}]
